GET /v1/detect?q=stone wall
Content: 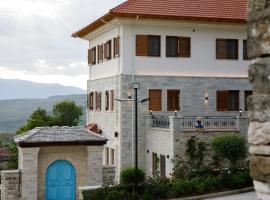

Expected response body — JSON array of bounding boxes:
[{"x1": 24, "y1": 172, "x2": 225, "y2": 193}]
[
  {"x1": 1, "y1": 170, "x2": 20, "y2": 200},
  {"x1": 103, "y1": 166, "x2": 116, "y2": 185},
  {"x1": 247, "y1": 0, "x2": 270, "y2": 199}
]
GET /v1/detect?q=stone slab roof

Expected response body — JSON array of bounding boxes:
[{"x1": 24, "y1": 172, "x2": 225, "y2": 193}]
[{"x1": 15, "y1": 126, "x2": 107, "y2": 147}]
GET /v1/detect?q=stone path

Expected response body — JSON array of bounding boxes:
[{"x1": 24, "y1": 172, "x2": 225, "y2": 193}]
[{"x1": 208, "y1": 192, "x2": 257, "y2": 200}]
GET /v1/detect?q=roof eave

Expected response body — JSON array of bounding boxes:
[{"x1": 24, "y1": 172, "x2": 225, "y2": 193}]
[{"x1": 72, "y1": 12, "x2": 247, "y2": 38}]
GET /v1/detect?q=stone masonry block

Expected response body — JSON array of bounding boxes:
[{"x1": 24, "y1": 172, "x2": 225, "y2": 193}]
[
  {"x1": 249, "y1": 58, "x2": 270, "y2": 93},
  {"x1": 248, "y1": 121, "x2": 270, "y2": 145},
  {"x1": 251, "y1": 155, "x2": 270, "y2": 182},
  {"x1": 250, "y1": 145, "x2": 270, "y2": 156},
  {"x1": 248, "y1": 19, "x2": 270, "y2": 58},
  {"x1": 248, "y1": 94, "x2": 270, "y2": 122},
  {"x1": 248, "y1": 0, "x2": 270, "y2": 22}
]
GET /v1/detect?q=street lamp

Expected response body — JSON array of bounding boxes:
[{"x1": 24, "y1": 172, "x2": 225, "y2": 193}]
[{"x1": 115, "y1": 82, "x2": 149, "y2": 197}]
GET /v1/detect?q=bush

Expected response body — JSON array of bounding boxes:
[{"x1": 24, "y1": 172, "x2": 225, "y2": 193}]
[
  {"x1": 211, "y1": 133, "x2": 247, "y2": 168},
  {"x1": 172, "y1": 179, "x2": 193, "y2": 195},
  {"x1": 144, "y1": 177, "x2": 171, "y2": 198},
  {"x1": 120, "y1": 167, "x2": 145, "y2": 186}
]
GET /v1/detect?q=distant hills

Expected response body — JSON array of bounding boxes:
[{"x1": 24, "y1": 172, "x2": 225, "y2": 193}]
[
  {"x1": 0, "y1": 79, "x2": 85, "y2": 100},
  {"x1": 0, "y1": 94, "x2": 86, "y2": 133}
]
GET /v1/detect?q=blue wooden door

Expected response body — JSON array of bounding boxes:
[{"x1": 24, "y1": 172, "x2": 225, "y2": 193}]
[{"x1": 46, "y1": 160, "x2": 76, "y2": 200}]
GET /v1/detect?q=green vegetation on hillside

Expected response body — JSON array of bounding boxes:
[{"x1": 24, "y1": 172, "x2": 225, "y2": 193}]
[{"x1": 0, "y1": 94, "x2": 86, "y2": 132}]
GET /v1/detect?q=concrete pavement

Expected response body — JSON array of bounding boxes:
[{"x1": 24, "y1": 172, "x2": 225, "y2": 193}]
[{"x1": 208, "y1": 192, "x2": 257, "y2": 200}]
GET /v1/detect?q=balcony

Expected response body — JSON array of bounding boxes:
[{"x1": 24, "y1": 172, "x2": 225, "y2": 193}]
[{"x1": 148, "y1": 115, "x2": 249, "y2": 133}]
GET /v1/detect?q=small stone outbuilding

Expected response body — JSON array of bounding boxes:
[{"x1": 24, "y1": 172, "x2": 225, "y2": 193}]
[{"x1": 12, "y1": 126, "x2": 107, "y2": 200}]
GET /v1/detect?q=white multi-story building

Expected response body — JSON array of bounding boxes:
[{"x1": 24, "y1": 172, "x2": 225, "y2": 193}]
[{"x1": 73, "y1": 0, "x2": 250, "y2": 179}]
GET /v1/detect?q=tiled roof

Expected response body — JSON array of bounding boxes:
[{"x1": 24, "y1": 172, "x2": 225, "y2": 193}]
[
  {"x1": 15, "y1": 126, "x2": 107, "y2": 147},
  {"x1": 72, "y1": 0, "x2": 247, "y2": 37}
]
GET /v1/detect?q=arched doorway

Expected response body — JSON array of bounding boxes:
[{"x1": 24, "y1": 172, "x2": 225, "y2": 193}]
[{"x1": 45, "y1": 160, "x2": 76, "y2": 200}]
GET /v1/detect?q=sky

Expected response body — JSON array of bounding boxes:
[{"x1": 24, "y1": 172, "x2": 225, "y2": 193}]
[{"x1": 0, "y1": 0, "x2": 126, "y2": 89}]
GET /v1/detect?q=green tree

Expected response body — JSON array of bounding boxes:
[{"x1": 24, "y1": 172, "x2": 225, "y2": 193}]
[
  {"x1": 211, "y1": 133, "x2": 247, "y2": 169},
  {"x1": 51, "y1": 100, "x2": 83, "y2": 126},
  {"x1": 7, "y1": 100, "x2": 83, "y2": 169}
]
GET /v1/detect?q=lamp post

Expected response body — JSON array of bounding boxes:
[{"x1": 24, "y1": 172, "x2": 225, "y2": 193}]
[{"x1": 115, "y1": 82, "x2": 149, "y2": 197}]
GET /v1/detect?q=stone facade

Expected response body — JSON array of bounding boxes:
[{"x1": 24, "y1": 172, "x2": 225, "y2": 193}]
[
  {"x1": 144, "y1": 116, "x2": 248, "y2": 177},
  {"x1": 88, "y1": 74, "x2": 251, "y2": 179},
  {"x1": 247, "y1": 0, "x2": 270, "y2": 199},
  {"x1": 1, "y1": 170, "x2": 20, "y2": 200},
  {"x1": 103, "y1": 166, "x2": 116, "y2": 186}
]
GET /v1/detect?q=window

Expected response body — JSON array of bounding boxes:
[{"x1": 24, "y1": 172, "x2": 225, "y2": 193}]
[
  {"x1": 105, "y1": 91, "x2": 109, "y2": 111},
  {"x1": 149, "y1": 89, "x2": 162, "y2": 111},
  {"x1": 167, "y1": 90, "x2": 180, "y2": 111},
  {"x1": 166, "y1": 36, "x2": 178, "y2": 57},
  {"x1": 166, "y1": 36, "x2": 191, "y2": 57},
  {"x1": 152, "y1": 153, "x2": 158, "y2": 176},
  {"x1": 216, "y1": 39, "x2": 238, "y2": 60},
  {"x1": 243, "y1": 40, "x2": 249, "y2": 60},
  {"x1": 179, "y1": 37, "x2": 191, "y2": 57},
  {"x1": 160, "y1": 155, "x2": 166, "y2": 177},
  {"x1": 110, "y1": 149, "x2": 115, "y2": 165},
  {"x1": 95, "y1": 91, "x2": 101, "y2": 110},
  {"x1": 88, "y1": 92, "x2": 94, "y2": 110},
  {"x1": 110, "y1": 90, "x2": 114, "y2": 111},
  {"x1": 113, "y1": 37, "x2": 120, "y2": 57},
  {"x1": 105, "y1": 147, "x2": 109, "y2": 165},
  {"x1": 104, "y1": 40, "x2": 112, "y2": 60},
  {"x1": 245, "y1": 91, "x2": 253, "y2": 111},
  {"x1": 98, "y1": 45, "x2": 103, "y2": 63},
  {"x1": 216, "y1": 90, "x2": 239, "y2": 111},
  {"x1": 136, "y1": 35, "x2": 161, "y2": 57},
  {"x1": 88, "y1": 47, "x2": 96, "y2": 65}
]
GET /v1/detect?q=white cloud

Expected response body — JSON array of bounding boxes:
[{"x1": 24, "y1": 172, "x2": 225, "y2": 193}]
[{"x1": 0, "y1": 0, "x2": 125, "y2": 87}]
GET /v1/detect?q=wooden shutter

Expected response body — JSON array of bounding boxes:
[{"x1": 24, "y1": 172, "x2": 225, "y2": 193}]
[
  {"x1": 178, "y1": 37, "x2": 191, "y2": 57},
  {"x1": 152, "y1": 153, "x2": 158, "y2": 176},
  {"x1": 167, "y1": 90, "x2": 180, "y2": 111},
  {"x1": 96, "y1": 92, "x2": 101, "y2": 110},
  {"x1": 110, "y1": 90, "x2": 114, "y2": 111},
  {"x1": 216, "y1": 91, "x2": 229, "y2": 111},
  {"x1": 114, "y1": 37, "x2": 120, "y2": 57},
  {"x1": 89, "y1": 92, "x2": 93, "y2": 110},
  {"x1": 98, "y1": 45, "x2": 103, "y2": 63},
  {"x1": 136, "y1": 35, "x2": 148, "y2": 56},
  {"x1": 160, "y1": 155, "x2": 166, "y2": 177},
  {"x1": 149, "y1": 89, "x2": 162, "y2": 111},
  {"x1": 88, "y1": 49, "x2": 92, "y2": 64},
  {"x1": 243, "y1": 40, "x2": 248, "y2": 60},
  {"x1": 107, "y1": 40, "x2": 112, "y2": 60},
  {"x1": 216, "y1": 39, "x2": 227, "y2": 59},
  {"x1": 105, "y1": 91, "x2": 109, "y2": 110},
  {"x1": 103, "y1": 43, "x2": 107, "y2": 60}
]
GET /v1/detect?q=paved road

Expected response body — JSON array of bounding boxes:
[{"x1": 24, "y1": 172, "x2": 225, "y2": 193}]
[{"x1": 208, "y1": 192, "x2": 257, "y2": 200}]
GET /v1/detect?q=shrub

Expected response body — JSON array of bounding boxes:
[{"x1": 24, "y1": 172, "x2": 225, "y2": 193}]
[
  {"x1": 144, "y1": 177, "x2": 171, "y2": 198},
  {"x1": 172, "y1": 179, "x2": 193, "y2": 195},
  {"x1": 186, "y1": 136, "x2": 206, "y2": 168},
  {"x1": 211, "y1": 133, "x2": 247, "y2": 168},
  {"x1": 120, "y1": 167, "x2": 145, "y2": 186}
]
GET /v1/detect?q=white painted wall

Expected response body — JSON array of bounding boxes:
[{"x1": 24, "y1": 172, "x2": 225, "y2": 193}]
[
  {"x1": 122, "y1": 20, "x2": 249, "y2": 77},
  {"x1": 85, "y1": 19, "x2": 249, "y2": 80}
]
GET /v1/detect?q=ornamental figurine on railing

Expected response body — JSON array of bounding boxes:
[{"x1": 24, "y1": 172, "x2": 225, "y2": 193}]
[{"x1": 195, "y1": 116, "x2": 204, "y2": 130}]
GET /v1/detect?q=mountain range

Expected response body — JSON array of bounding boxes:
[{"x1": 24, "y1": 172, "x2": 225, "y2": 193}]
[{"x1": 0, "y1": 79, "x2": 85, "y2": 100}]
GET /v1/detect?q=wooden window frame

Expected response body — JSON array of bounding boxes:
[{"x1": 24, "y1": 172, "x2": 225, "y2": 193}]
[
  {"x1": 88, "y1": 47, "x2": 96, "y2": 65},
  {"x1": 160, "y1": 154, "x2": 166, "y2": 177},
  {"x1": 110, "y1": 148, "x2": 115, "y2": 165},
  {"x1": 136, "y1": 35, "x2": 161, "y2": 57},
  {"x1": 98, "y1": 45, "x2": 103, "y2": 63},
  {"x1": 178, "y1": 37, "x2": 191, "y2": 58},
  {"x1": 105, "y1": 91, "x2": 109, "y2": 111},
  {"x1": 89, "y1": 92, "x2": 94, "y2": 110},
  {"x1": 166, "y1": 36, "x2": 178, "y2": 57},
  {"x1": 95, "y1": 91, "x2": 101, "y2": 111},
  {"x1": 245, "y1": 90, "x2": 253, "y2": 111},
  {"x1": 243, "y1": 40, "x2": 249, "y2": 60},
  {"x1": 113, "y1": 37, "x2": 120, "y2": 58},
  {"x1": 149, "y1": 89, "x2": 162, "y2": 111},
  {"x1": 110, "y1": 90, "x2": 114, "y2": 111},
  {"x1": 167, "y1": 90, "x2": 180, "y2": 111},
  {"x1": 216, "y1": 39, "x2": 239, "y2": 60},
  {"x1": 216, "y1": 90, "x2": 240, "y2": 111}
]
